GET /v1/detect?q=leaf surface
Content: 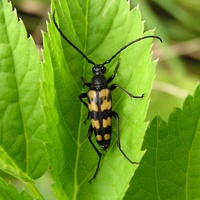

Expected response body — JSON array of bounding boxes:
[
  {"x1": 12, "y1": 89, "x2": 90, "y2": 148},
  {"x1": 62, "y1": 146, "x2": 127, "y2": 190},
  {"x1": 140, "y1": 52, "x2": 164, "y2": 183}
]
[
  {"x1": 125, "y1": 84, "x2": 200, "y2": 199},
  {"x1": 0, "y1": 0, "x2": 48, "y2": 181}
]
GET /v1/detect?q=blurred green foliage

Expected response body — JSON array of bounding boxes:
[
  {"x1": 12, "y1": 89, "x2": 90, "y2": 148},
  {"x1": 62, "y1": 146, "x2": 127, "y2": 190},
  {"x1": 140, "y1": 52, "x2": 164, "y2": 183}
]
[{"x1": 130, "y1": 0, "x2": 200, "y2": 120}]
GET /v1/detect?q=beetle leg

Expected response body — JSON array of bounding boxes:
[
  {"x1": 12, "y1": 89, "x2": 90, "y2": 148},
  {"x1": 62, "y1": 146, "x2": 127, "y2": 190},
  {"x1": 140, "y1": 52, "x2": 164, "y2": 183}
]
[
  {"x1": 79, "y1": 93, "x2": 88, "y2": 107},
  {"x1": 79, "y1": 93, "x2": 90, "y2": 123},
  {"x1": 109, "y1": 84, "x2": 145, "y2": 99},
  {"x1": 112, "y1": 111, "x2": 138, "y2": 164},
  {"x1": 106, "y1": 59, "x2": 121, "y2": 84},
  {"x1": 81, "y1": 76, "x2": 91, "y2": 87},
  {"x1": 84, "y1": 112, "x2": 90, "y2": 124},
  {"x1": 88, "y1": 124, "x2": 102, "y2": 183}
]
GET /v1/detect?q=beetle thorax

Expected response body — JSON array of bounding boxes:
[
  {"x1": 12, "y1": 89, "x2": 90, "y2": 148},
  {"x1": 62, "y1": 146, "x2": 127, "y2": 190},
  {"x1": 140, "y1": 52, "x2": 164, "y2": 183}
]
[
  {"x1": 90, "y1": 75, "x2": 107, "y2": 90},
  {"x1": 90, "y1": 64, "x2": 107, "y2": 90}
]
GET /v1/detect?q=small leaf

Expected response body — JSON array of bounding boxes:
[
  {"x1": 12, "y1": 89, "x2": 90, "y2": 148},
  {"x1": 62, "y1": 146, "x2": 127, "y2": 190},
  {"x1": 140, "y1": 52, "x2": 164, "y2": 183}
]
[
  {"x1": 43, "y1": 0, "x2": 158, "y2": 199},
  {"x1": 125, "y1": 84, "x2": 200, "y2": 199},
  {"x1": 0, "y1": 0, "x2": 48, "y2": 181}
]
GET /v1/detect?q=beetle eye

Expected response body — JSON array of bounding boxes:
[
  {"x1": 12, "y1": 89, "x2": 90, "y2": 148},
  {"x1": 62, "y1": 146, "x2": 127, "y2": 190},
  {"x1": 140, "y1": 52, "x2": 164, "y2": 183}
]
[{"x1": 101, "y1": 66, "x2": 106, "y2": 73}]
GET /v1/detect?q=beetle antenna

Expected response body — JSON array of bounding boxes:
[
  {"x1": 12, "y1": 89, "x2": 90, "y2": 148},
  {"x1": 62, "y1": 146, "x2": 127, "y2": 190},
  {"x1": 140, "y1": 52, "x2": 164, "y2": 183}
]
[
  {"x1": 103, "y1": 35, "x2": 162, "y2": 65},
  {"x1": 52, "y1": 10, "x2": 96, "y2": 65}
]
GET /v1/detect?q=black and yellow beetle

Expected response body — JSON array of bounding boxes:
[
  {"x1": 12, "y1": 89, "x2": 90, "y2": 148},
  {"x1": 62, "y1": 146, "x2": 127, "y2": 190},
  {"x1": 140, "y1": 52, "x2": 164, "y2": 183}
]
[{"x1": 52, "y1": 11, "x2": 162, "y2": 182}]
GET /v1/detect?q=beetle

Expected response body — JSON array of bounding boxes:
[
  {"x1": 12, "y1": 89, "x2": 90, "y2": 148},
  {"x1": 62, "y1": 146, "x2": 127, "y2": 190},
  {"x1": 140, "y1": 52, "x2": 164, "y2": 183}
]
[{"x1": 52, "y1": 11, "x2": 162, "y2": 182}]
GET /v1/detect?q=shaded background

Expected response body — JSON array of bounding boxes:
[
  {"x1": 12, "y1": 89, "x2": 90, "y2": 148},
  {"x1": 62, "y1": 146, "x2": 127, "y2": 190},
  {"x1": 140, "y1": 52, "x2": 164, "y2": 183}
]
[{"x1": 12, "y1": 0, "x2": 200, "y2": 121}]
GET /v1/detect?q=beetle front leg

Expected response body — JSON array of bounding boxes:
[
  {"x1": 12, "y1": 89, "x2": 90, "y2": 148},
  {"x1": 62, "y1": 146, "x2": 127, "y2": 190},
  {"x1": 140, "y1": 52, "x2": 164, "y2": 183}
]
[
  {"x1": 112, "y1": 111, "x2": 138, "y2": 164},
  {"x1": 106, "y1": 59, "x2": 120, "y2": 84},
  {"x1": 87, "y1": 124, "x2": 102, "y2": 183},
  {"x1": 81, "y1": 76, "x2": 91, "y2": 87}
]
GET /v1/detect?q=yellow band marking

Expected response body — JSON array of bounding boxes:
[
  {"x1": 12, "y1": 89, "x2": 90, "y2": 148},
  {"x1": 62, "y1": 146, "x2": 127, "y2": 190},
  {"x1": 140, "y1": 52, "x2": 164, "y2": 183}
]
[
  {"x1": 88, "y1": 90, "x2": 96, "y2": 99},
  {"x1": 88, "y1": 90, "x2": 98, "y2": 112},
  {"x1": 92, "y1": 119, "x2": 100, "y2": 129},
  {"x1": 100, "y1": 89, "x2": 111, "y2": 111},
  {"x1": 103, "y1": 117, "x2": 111, "y2": 128},
  {"x1": 88, "y1": 102, "x2": 98, "y2": 112}
]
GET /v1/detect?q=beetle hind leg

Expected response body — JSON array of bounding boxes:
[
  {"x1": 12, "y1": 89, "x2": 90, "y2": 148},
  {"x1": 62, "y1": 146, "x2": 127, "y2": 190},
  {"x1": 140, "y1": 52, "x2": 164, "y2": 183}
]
[
  {"x1": 83, "y1": 110, "x2": 90, "y2": 124},
  {"x1": 112, "y1": 111, "x2": 138, "y2": 164},
  {"x1": 87, "y1": 124, "x2": 103, "y2": 183},
  {"x1": 110, "y1": 84, "x2": 144, "y2": 99}
]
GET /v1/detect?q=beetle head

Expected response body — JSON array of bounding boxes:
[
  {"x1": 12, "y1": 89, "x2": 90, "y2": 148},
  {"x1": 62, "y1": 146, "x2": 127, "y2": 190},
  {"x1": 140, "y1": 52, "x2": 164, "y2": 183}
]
[{"x1": 92, "y1": 65, "x2": 106, "y2": 75}]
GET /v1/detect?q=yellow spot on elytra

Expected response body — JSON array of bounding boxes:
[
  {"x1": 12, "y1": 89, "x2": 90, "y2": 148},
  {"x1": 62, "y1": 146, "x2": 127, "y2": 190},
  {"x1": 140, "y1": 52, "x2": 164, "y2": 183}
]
[
  {"x1": 104, "y1": 134, "x2": 110, "y2": 140},
  {"x1": 88, "y1": 90, "x2": 96, "y2": 99},
  {"x1": 103, "y1": 117, "x2": 111, "y2": 128},
  {"x1": 96, "y1": 134, "x2": 102, "y2": 141},
  {"x1": 91, "y1": 119, "x2": 100, "y2": 129},
  {"x1": 88, "y1": 90, "x2": 98, "y2": 112},
  {"x1": 88, "y1": 102, "x2": 98, "y2": 112},
  {"x1": 100, "y1": 89, "x2": 111, "y2": 111}
]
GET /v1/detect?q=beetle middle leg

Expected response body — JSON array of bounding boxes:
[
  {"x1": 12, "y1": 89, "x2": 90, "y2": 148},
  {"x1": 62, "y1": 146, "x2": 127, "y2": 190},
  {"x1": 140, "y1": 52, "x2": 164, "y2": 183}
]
[
  {"x1": 87, "y1": 124, "x2": 103, "y2": 183},
  {"x1": 112, "y1": 111, "x2": 138, "y2": 164},
  {"x1": 110, "y1": 84, "x2": 144, "y2": 99},
  {"x1": 107, "y1": 59, "x2": 144, "y2": 99},
  {"x1": 79, "y1": 93, "x2": 90, "y2": 123}
]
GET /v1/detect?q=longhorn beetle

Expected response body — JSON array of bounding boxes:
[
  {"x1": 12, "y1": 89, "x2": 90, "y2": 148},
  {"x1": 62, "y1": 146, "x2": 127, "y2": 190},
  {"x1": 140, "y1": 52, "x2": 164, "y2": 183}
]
[{"x1": 52, "y1": 11, "x2": 162, "y2": 182}]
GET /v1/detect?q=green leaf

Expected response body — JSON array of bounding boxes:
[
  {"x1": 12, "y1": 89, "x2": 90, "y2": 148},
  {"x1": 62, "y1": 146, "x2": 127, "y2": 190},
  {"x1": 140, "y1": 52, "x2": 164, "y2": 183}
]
[
  {"x1": 125, "y1": 84, "x2": 200, "y2": 199},
  {"x1": 0, "y1": 177, "x2": 33, "y2": 200},
  {"x1": 0, "y1": 0, "x2": 48, "y2": 181},
  {"x1": 43, "y1": 0, "x2": 157, "y2": 199}
]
